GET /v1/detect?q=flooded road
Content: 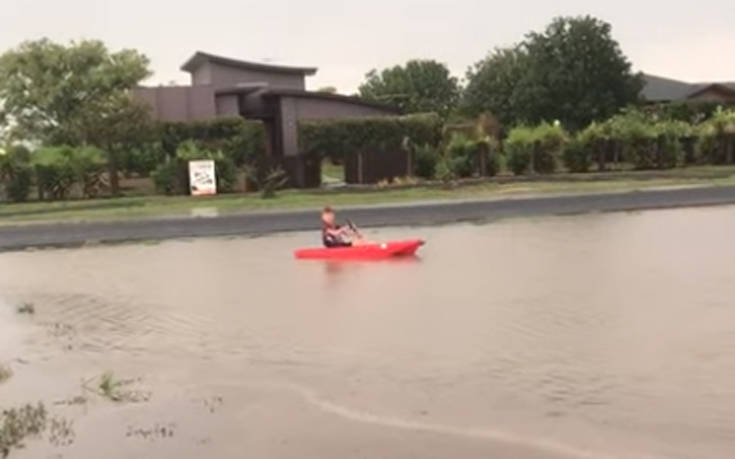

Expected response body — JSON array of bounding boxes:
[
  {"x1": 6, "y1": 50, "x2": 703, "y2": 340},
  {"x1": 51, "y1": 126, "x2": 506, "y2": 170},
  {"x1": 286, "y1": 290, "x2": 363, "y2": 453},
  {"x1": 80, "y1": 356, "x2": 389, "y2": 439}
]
[{"x1": 1, "y1": 206, "x2": 735, "y2": 459}]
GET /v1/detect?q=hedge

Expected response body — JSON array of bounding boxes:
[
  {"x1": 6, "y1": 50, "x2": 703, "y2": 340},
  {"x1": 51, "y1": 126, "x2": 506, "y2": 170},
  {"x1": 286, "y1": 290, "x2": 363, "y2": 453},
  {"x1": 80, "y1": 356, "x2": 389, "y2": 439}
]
[
  {"x1": 152, "y1": 141, "x2": 238, "y2": 195},
  {"x1": 696, "y1": 109, "x2": 735, "y2": 164},
  {"x1": 32, "y1": 146, "x2": 106, "y2": 200},
  {"x1": 298, "y1": 113, "x2": 442, "y2": 163},
  {"x1": 506, "y1": 123, "x2": 568, "y2": 175},
  {"x1": 158, "y1": 117, "x2": 266, "y2": 167}
]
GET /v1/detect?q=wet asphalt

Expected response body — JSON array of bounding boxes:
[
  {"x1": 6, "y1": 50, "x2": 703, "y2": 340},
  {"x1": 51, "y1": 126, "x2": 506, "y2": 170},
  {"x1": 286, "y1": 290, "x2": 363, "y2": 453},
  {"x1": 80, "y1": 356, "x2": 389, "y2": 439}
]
[{"x1": 2, "y1": 185, "x2": 735, "y2": 252}]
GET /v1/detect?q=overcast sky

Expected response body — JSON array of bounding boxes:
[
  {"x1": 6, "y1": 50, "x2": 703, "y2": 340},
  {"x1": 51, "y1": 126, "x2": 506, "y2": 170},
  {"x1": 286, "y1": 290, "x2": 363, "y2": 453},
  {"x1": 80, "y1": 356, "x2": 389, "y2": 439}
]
[{"x1": 2, "y1": 1, "x2": 734, "y2": 93}]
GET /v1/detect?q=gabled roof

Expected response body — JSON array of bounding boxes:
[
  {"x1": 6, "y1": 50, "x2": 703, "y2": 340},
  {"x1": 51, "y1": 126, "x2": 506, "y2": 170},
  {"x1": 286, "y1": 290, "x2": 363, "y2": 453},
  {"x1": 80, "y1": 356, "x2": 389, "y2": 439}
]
[
  {"x1": 181, "y1": 51, "x2": 318, "y2": 76},
  {"x1": 642, "y1": 73, "x2": 735, "y2": 102}
]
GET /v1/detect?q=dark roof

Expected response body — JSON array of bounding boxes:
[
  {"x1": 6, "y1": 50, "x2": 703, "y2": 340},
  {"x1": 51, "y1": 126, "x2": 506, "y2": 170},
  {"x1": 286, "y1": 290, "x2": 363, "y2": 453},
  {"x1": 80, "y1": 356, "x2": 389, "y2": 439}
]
[
  {"x1": 262, "y1": 89, "x2": 401, "y2": 113},
  {"x1": 181, "y1": 51, "x2": 318, "y2": 76},
  {"x1": 642, "y1": 73, "x2": 735, "y2": 102}
]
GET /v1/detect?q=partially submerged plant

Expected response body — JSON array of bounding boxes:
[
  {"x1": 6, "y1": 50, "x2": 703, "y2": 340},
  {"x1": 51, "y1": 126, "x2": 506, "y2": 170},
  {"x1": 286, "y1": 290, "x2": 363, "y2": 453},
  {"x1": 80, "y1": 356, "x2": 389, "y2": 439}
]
[
  {"x1": 16, "y1": 303, "x2": 34, "y2": 315},
  {"x1": 0, "y1": 365, "x2": 12, "y2": 384},
  {"x1": 0, "y1": 403, "x2": 48, "y2": 459},
  {"x1": 98, "y1": 372, "x2": 125, "y2": 402}
]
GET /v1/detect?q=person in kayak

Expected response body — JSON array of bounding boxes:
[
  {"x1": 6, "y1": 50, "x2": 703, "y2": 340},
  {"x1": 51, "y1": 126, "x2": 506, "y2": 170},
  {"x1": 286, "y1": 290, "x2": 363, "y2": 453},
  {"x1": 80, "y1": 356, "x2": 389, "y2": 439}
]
[{"x1": 321, "y1": 206, "x2": 369, "y2": 247}]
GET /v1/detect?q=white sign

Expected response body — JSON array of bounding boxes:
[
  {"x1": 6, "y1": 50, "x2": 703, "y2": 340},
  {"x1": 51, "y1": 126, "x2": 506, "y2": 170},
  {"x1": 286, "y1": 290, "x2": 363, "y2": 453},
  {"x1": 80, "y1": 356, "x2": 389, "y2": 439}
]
[{"x1": 188, "y1": 160, "x2": 217, "y2": 196}]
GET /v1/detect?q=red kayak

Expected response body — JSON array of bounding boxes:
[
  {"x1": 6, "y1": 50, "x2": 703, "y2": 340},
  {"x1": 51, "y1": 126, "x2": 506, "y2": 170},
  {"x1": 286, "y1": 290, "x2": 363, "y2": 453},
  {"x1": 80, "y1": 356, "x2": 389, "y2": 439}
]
[{"x1": 294, "y1": 239, "x2": 425, "y2": 260}]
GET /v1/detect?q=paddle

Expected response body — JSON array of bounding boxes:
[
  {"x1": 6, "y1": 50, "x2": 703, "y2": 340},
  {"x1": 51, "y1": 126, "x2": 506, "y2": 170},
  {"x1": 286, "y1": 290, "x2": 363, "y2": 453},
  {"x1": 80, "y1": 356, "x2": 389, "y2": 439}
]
[{"x1": 345, "y1": 218, "x2": 362, "y2": 238}]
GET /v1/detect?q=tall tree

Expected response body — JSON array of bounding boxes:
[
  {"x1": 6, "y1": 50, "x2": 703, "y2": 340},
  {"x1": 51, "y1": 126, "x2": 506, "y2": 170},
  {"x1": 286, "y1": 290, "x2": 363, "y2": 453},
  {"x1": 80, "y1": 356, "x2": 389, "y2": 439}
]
[
  {"x1": 462, "y1": 47, "x2": 529, "y2": 126},
  {"x1": 463, "y1": 16, "x2": 643, "y2": 130},
  {"x1": 359, "y1": 60, "x2": 460, "y2": 118},
  {"x1": 0, "y1": 39, "x2": 152, "y2": 194}
]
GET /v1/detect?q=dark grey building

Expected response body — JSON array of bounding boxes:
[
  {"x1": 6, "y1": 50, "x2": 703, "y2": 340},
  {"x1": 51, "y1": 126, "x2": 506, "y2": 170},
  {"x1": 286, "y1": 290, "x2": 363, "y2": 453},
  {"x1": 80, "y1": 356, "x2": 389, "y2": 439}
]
[
  {"x1": 134, "y1": 51, "x2": 398, "y2": 187},
  {"x1": 642, "y1": 74, "x2": 735, "y2": 104}
]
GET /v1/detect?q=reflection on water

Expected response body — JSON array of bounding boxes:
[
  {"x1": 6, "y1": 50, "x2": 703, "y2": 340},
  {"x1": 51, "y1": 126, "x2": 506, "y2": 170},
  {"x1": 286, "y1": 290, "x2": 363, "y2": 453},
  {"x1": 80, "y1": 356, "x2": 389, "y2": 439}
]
[{"x1": 1, "y1": 207, "x2": 735, "y2": 459}]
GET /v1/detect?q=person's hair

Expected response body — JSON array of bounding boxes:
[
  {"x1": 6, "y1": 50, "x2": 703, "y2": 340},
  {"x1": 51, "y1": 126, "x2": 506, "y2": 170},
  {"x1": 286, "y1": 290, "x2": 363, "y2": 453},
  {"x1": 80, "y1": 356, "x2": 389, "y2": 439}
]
[{"x1": 322, "y1": 206, "x2": 334, "y2": 214}]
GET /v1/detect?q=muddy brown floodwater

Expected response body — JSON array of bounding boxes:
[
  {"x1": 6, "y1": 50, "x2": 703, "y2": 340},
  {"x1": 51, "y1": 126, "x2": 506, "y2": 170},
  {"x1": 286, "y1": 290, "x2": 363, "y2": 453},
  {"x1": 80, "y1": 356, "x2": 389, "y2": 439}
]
[{"x1": 2, "y1": 206, "x2": 735, "y2": 459}]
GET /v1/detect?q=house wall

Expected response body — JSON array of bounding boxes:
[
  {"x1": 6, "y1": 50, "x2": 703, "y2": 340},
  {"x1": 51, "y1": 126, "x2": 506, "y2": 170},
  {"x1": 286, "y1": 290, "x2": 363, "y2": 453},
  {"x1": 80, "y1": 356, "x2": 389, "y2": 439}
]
[
  {"x1": 207, "y1": 62, "x2": 305, "y2": 90},
  {"x1": 132, "y1": 86, "x2": 217, "y2": 122},
  {"x1": 191, "y1": 62, "x2": 213, "y2": 86},
  {"x1": 278, "y1": 95, "x2": 396, "y2": 158},
  {"x1": 215, "y1": 94, "x2": 240, "y2": 116}
]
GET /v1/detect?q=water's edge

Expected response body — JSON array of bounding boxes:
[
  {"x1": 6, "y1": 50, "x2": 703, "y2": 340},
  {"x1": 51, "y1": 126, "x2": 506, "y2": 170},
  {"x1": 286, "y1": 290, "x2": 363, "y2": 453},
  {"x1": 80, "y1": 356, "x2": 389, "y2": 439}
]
[{"x1": 2, "y1": 185, "x2": 735, "y2": 252}]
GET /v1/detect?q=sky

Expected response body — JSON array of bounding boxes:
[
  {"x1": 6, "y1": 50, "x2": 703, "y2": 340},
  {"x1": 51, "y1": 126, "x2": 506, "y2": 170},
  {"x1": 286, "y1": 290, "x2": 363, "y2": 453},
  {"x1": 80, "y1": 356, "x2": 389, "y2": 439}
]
[{"x1": 2, "y1": 1, "x2": 734, "y2": 93}]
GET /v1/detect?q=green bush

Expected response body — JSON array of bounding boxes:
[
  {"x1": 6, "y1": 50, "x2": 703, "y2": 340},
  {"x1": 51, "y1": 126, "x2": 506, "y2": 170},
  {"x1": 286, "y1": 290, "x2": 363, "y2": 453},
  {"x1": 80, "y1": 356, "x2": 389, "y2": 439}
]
[
  {"x1": 413, "y1": 143, "x2": 439, "y2": 179},
  {"x1": 562, "y1": 139, "x2": 591, "y2": 173},
  {"x1": 0, "y1": 146, "x2": 33, "y2": 202},
  {"x1": 505, "y1": 123, "x2": 567, "y2": 175},
  {"x1": 152, "y1": 161, "x2": 185, "y2": 195},
  {"x1": 121, "y1": 143, "x2": 166, "y2": 176},
  {"x1": 696, "y1": 109, "x2": 735, "y2": 164},
  {"x1": 153, "y1": 141, "x2": 238, "y2": 195},
  {"x1": 158, "y1": 118, "x2": 266, "y2": 167},
  {"x1": 32, "y1": 147, "x2": 80, "y2": 200},
  {"x1": 600, "y1": 110, "x2": 693, "y2": 170},
  {"x1": 299, "y1": 113, "x2": 442, "y2": 164},
  {"x1": 446, "y1": 134, "x2": 477, "y2": 178}
]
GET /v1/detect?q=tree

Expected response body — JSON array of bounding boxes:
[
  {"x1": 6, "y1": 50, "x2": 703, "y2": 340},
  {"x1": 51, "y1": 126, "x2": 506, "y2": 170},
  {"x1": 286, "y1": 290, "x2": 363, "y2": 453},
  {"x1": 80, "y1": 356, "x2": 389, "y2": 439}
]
[
  {"x1": 359, "y1": 60, "x2": 460, "y2": 118},
  {"x1": 463, "y1": 16, "x2": 643, "y2": 130},
  {"x1": 462, "y1": 47, "x2": 529, "y2": 126},
  {"x1": 317, "y1": 86, "x2": 338, "y2": 94},
  {"x1": 0, "y1": 39, "x2": 152, "y2": 194}
]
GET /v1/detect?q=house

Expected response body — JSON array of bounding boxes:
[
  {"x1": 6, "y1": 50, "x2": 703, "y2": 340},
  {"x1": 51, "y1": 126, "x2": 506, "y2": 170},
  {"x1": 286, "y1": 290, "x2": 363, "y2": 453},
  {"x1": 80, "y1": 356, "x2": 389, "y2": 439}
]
[
  {"x1": 642, "y1": 74, "x2": 735, "y2": 104},
  {"x1": 133, "y1": 52, "x2": 399, "y2": 187}
]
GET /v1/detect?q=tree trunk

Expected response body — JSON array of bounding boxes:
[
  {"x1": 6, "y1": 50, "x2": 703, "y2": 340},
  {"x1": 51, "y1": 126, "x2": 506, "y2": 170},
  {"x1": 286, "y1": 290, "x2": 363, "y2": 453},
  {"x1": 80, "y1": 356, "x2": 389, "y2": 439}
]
[
  {"x1": 108, "y1": 151, "x2": 120, "y2": 196},
  {"x1": 479, "y1": 143, "x2": 488, "y2": 176}
]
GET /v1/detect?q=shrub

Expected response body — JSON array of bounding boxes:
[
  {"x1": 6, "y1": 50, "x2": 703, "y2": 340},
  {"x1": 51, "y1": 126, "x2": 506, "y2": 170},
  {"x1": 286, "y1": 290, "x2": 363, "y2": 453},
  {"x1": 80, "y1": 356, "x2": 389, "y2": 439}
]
[
  {"x1": 696, "y1": 109, "x2": 735, "y2": 164},
  {"x1": 562, "y1": 139, "x2": 592, "y2": 173},
  {"x1": 435, "y1": 155, "x2": 457, "y2": 183},
  {"x1": 413, "y1": 143, "x2": 439, "y2": 179},
  {"x1": 446, "y1": 134, "x2": 477, "y2": 178},
  {"x1": 70, "y1": 147, "x2": 107, "y2": 198},
  {"x1": 0, "y1": 146, "x2": 33, "y2": 202},
  {"x1": 153, "y1": 141, "x2": 238, "y2": 195},
  {"x1": 158, "y1": 118, "x2": 266, "y2": 167},
  {"x1": 32, "y1": 147, "x2": 79, "y2": 200},
  {"x1": 505, "y1": 123, "x2": 567, "y2": 175},
  {"x1": 597, "y1": 110, "x2": 690, "y2": 170},
  {"x1": 152, "y1": 161, "x2": 185, "y2": 195},
  {"x1": 120, "y1": 143, "x2": 167, "y2": 176},
  {"x1": 299, "y1": 113, "x2": 442, "y2": 164}
]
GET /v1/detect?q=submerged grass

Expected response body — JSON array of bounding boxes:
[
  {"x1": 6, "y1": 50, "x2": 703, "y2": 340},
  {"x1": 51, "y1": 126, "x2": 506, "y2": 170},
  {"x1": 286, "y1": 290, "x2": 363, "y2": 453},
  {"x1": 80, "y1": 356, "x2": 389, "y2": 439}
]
[
  {"x1": 0, "y1": 403, "x2": 47, "y2": 459},
  {"x1": 15, "y1": 303, "x2": 35, "y2": 315},
  {"x1": 1, "y1": 165, "x2": 735, "y2": 226},
  {"x1": 0, "y1": 365, "x2": 12, "y2": 384}
]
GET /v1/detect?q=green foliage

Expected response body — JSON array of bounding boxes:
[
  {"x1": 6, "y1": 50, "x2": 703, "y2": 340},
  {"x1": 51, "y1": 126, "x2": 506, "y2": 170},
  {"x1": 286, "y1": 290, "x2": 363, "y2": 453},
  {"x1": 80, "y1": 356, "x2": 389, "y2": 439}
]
[
  {"x1": 0, "y1": 145, "x2": 33, "y2": 202},
  {"x1": 562, "y1": 139, "x2": 592, "y2": 173},
  {"x1": 645, "y1": 102, "x2": 722, "y2": 124},
  {"x1": 464, "y1": 16, "x2": 642, "y2": 130},
  {"x1": 462, "y1": 47, "x2": 529, "y2": 125},
  {"x1": 413, "y1": 143, "x2": 440, "y2": 179},
  {"x1": 505, "y1": 123, "x2": 568, "y2": 175},
  {"x1": 299, "y1": 113, "x2": 442, "y2": 164},
  {"x1": 359, "y1": 60, "x2": 461, "y2": 118},
  {"x1": 30, "y1": 146, "x2": 106, "y2": 199},
  {"x1": 435, "y1": 155, "x2": 457, "y2": 183},
  {"x1": 152, "y1": 141, "x2": 238, "y2": 195},
  {"x1": 121, "y1": 143, "x2": 166, "y2": 176},
  {"x1": 696, "y1": 109, "x2": 735, "y2": 164},
  {"x1": 158, "y1": 118, "x2": 265, "y2": 167},
  {"x1": 446, "y1": 134, "x2": 477, "y2": 178},
  {"x1": 1, "y1": 403, "x2": 48, "y2": 459},
  {"x1": 152, "y1": 161, "x2": 184, "y2": 195},
  {"x1": 0, "y1": 39, "x2": 150, "y2": 146}
]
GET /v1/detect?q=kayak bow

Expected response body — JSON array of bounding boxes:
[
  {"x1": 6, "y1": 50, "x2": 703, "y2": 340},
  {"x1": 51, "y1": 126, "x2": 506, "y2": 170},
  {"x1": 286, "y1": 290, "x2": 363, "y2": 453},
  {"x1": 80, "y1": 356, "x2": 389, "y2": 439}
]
[{"x1": 294, "y1": 239, "x2": 425, "y2": 260}]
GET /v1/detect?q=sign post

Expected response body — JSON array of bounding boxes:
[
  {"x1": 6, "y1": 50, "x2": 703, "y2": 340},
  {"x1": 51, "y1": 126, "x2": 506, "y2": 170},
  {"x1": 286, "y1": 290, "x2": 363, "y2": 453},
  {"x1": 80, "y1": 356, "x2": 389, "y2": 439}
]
[{"x1": 188, "y1": 160, "x2": 217, "y2": 196}]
